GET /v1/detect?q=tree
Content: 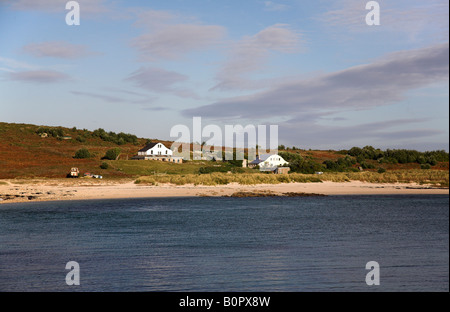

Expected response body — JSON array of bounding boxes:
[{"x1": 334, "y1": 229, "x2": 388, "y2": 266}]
[
  {"x1": 74, "y1": 148, "x2": 91, "y2": 159},
  {"x1": 348, "y1": 147, "x2": 363, "y2": 157},
  {"x1": 76, "y1": 135, "x2": 86, "y2": 143},
  {"x1": 425, "y1": 157, "x2": 437, "y2": 166},
  {"x1": 103, "y1": 148, "x2": 122, "y2": 160},
  {"x1": 421, "y1": 164, "x2": 431, "y2": 170}
]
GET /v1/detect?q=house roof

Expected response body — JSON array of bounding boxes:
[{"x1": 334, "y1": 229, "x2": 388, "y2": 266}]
[
  {"x1": 138, "y1": 142, "x2": 158, "y2": 152},
  {"x1": 249, "y1": 154, "x2": 275, "y2": 164},
  {"x1": 259, "y1": 154, "x2": 273, "y2": 161}
]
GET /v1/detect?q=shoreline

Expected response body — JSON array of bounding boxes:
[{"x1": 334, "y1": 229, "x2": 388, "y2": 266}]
[{"x1": 0, "y1": 179, "x2": 448, "y2": 204}]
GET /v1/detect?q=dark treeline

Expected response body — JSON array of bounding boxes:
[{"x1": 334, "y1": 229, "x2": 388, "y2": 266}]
[
  {"x1": 91, "y1": 128, "x2": 138, "y2": 145},
  {"x1": 36, "y1": 126, "x2": 139, "y2": 146},
  {"x1": 36, "y1": 127, "x2": 65, "y2": 138},
  {"x1": 347, "y1": 146, "x2": 449, "y2": 165},
  {"x1": 279, "y1": 146, "x2": 449, "y2": 174}
]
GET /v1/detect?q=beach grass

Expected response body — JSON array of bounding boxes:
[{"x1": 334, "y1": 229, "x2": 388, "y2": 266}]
[
  {"x1": 135, "y1": 172, "x2": 323, "y2": 186},
  {"x1": 318, "y1": 170, "x2": 449, "y2": 186},
  {"x1": 135, "y1": 170, "x2": 449, "y2": 186}
]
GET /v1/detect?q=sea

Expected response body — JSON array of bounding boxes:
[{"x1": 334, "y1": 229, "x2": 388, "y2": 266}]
[{"x1": 0, "y1": 195, "x2": 448, "y2": 292}]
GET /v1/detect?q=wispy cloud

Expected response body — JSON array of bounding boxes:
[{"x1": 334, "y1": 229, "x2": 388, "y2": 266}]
[
  {"x1": 0, "y1": 56, "x2": 38, "y2": 72},
  {"x1": 212, "y1": 24, "x2": 303, "y2": 91},
  {"x1": 131, "y1": 9, "x2": 226, "y2": 62},
  {"x1": 263, "y1": 1, "x2": 289, "y2": 12},
  {"x1": 185, "y1": 43, "x2": 449, "y2": 119},
  {"x1": 0, "y1": 0, "x2": 110, "y2": 14},
  {"x1": 279, "y1": 118, "x2": 445, "y2": 150},
  {"x1": 8, "y1": 70, "x2": 70, "y2": 83},
  {"x1": 70, "y1": 91, "x2": 125, "y2": 103},
  {"x1": 142, "y1": 106, "x2": 171, "y2": 112},
  {"x1": 126, "y1": 67, "x2": 187, "y2": 92},
  {"x1": 23, "y1": 41, "x2": 100, "y2": 59},
  {"x1": 71, "y1": 89, "x2": 157, "y2": 105},
  {"x1": 126, "y1": 66, "x2": 200, "y2": 99},
  {"x1": 318, "y1": 0, "x2": 449, "y2": 42}
]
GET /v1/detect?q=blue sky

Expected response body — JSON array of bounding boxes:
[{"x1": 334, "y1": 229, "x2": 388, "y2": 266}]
[{"x1": 0, "y1": 0, "x2": 448, "y2": 151}]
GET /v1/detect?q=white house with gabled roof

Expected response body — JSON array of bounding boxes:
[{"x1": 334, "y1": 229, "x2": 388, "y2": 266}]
[
  {"x1": 249, "y1": 154, "x2": 289, "y2": 171},
  {"x1": 133, "y1": 142, "x2": 183, "y2": 163},
  {"x1": 138, "y1": 142, "x2": 173, "y2": 157}
]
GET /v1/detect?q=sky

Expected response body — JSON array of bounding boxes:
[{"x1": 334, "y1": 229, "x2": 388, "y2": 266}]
[{"x1": 0, "y1": 0, "x2": 448, "y2": 151}]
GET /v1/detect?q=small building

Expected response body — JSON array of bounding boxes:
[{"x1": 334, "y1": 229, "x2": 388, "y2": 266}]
[
  {"x1": 248, "y1": 154, "x2": 289, "y2": 171},
  {"x1": 275, "y1": 167, "x2": 291, "y2": 175}
]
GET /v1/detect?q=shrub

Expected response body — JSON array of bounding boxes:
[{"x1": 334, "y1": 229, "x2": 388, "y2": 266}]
[
  {"x1": 421, "y1": 164, "x2": 431, "y2": 170},
  {"x1": 425, "y1": 157, "x2": 437, "y2": 166},
  {"x1": 76, "y1": 135, "x2": 86, "y2": 143},
  {"x1": 74, "y1": 148, "x2": 91, "y2": 159},
  {"x1": 377, "y1": 168, "x2": 386, "y2": 174},
  {"x1": 199, "y1": 165, "x2": 232, "y2": 174},
  {"x1": 323, "y1": 156, "x2": 356, "y2": 172},
  {"x1": 103, "y1": 148, "x2": 121, "y2": 160},
  {"x1": 100, "y1": 162, "x2": 109, "y2": 170},
  {"x1": 36, "y1": 127, "x2": 64, "y2": 138},
  {"x1": 360, "y1": 161, "x2": 375, "y2": 169}
]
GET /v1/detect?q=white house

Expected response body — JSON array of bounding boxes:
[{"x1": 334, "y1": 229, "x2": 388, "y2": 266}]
[
  {"x1": 138, "y1": 142, "x2": 173, "y2": 157},
  {"x1": 133, "y1": 142, "x2": 183, "y2": 163},
  {"x1": 249, "y1": 154, "x2": 289, "y2": 171}
]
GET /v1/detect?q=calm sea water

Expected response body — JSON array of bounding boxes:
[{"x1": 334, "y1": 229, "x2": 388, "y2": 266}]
[{"x1": 0, "y1": 195, "x2": 448, "y2": 292}]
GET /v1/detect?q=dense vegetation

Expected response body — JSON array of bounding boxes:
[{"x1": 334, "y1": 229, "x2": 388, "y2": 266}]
[
  {"x1": 279, "y1": 152, "x2": 326, "y2": 174},
  {"x1": 198, "y1": 158, "x2": 245, "y2": 174},
  {"x1": 36, "y1": 126, "x2": 139, "y2": 146},
  {"x1": 36, "y1": 127, "x2": 65, "y2": 138},
  {"x1": 74, "y1": 148, "x2": 91, "y2": 159},
  {"x1": 92, "y1": 128, "x2": 138, "y2": 145},
  {"x1": 347, "y1": 146, "x2": 448, "y2": 165},
  {"x1": 103, "y1": 148, "x2": 122, "y2": 160},
  {"x1": 279, "y1": 146, "x2": 449, "y2": 174}
]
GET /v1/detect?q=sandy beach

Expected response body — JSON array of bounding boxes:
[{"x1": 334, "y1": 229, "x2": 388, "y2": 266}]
[{"x1": 0, "y1": 179, "x2": 448, "y2": 204}]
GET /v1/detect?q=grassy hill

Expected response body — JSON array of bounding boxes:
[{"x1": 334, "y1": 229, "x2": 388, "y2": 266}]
[
  {"x1": 0, "y1": 122, "x2": 448, "y2": 184},
  {"x1": 0, "y1": 122, "x2": 250, "y2": 179},
  {"x1": 0, "y1": 122, "x2": 160, "y2": 179}
]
